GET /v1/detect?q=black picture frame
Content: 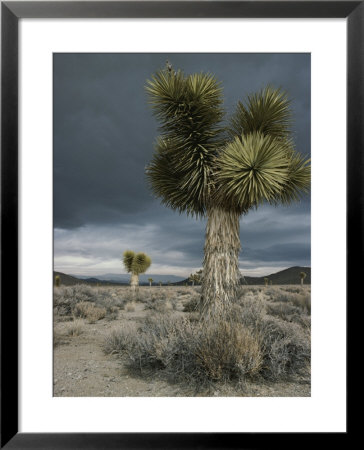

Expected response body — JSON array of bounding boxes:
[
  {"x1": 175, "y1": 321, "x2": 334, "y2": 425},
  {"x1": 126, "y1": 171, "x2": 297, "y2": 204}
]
[{"x1": 1, "y1": 1, "x2": 357, "y2": 448}]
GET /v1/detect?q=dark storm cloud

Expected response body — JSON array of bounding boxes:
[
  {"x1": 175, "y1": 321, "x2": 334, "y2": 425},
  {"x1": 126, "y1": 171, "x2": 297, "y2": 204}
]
[{"x1": 54, "y1": 53, "x2": 310, "y2": 276}]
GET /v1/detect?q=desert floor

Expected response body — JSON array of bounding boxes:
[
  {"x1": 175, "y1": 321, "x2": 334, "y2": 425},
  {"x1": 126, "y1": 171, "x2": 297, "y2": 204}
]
[{"x1": 54, "y1": 285, "x2": 310, "y2": 397}]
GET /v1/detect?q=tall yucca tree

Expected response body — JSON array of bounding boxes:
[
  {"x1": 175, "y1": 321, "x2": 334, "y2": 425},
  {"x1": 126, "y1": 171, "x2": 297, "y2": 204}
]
[
  {"x1": 123, "y1": 250, "x2": 151, "y2": 295},
  {"x1": 146, "y1": 66, "x2": 310, "y2": 319}
]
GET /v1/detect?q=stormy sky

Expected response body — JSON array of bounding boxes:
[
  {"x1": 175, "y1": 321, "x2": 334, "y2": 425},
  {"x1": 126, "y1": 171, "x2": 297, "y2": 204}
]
[{"x1": 54, "y1": 53, "x2": 310, "y2": 278}]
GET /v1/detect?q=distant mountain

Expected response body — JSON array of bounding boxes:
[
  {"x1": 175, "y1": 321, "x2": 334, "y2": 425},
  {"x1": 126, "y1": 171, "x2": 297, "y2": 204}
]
[
  {"x1": 73, "y1": 273, "x2": 185, "y2": 285},
  {"x1": 174, "y1": 266, "x2": 311, "y2": 286},
  {"x1": 243, "y1": 266, "x2": 311, "y2": 285},
  {"x1": 53, "y1": 271, "x2": 127, "y2": 286},
  {"x1": 55, "y1": 266, "x2": 310, "y2": 287}
]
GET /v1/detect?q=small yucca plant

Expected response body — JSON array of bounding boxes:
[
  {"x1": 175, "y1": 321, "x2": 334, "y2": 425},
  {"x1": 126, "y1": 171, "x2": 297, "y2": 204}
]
[
  {"x1": 148, "y1": 277, "x2": 154, "y2": 287},
  {"x1": 55, "y1": 275, "x2": 61, "y2": 288},
  {"x1": 123, "y1": 250, "x2": 151, "y2": 296},
  {"x1": 300, "y1": 271, "x2": 307, "y2": 286}
]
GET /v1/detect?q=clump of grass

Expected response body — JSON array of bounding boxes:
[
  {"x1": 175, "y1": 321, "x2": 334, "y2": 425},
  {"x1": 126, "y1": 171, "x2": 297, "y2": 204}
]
[
  {"x1": 66, "y1": 319, "x2": 85, "y2": 336},
  {"x1": 73, "y1": 302, "x2": 106, "y2": 323}
]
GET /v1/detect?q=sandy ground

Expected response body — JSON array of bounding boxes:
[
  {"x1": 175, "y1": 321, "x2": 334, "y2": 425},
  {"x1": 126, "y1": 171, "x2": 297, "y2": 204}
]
[{"x1": 54, "y1": 290, "x2": 310, "y2": 397}]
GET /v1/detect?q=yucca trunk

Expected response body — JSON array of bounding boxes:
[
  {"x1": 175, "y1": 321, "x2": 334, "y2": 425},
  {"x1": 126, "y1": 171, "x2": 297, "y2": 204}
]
[
  {"x1": 130, "y1": 273, "x2": 139, "y2": 297},
  {"x1": 201, "y1": 207, "x2": 241, "y2": 319}
]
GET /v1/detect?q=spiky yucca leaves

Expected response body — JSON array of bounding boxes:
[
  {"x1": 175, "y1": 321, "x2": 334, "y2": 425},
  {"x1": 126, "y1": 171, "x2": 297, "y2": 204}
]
[
  {"x1": 215, "y1": 132, "x2": 310, "y2": 210},
  {"x1": 123, "y1": 250, "x2": 151, "y2": 275},
  {"x1": 123, "y1": 250, "x2": 135, "y2": 273},
  {"x1": 131, "y1": 253, "x2": 151, "y2": 275},
  {"x1": 215, "y1": 133, "x2": 290, "y2": 210},
  {"x1": 278, "y1": 153, "x2": 311, "y2": 204},
  {"x1": 229, "y1": 86, "x2": 292, "y2": 140},
  {"x1": 146, "y1": 70, "x2": 225, "y2": 217}
]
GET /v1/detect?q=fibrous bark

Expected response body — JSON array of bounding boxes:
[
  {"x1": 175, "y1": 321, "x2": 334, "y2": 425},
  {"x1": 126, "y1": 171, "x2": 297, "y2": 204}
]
[
  {"x1": 130, "y1": 273, "x2": 139, "y2": 299},
  {"x1": 201, "y1": 207, "x2": 241, "y2": 320}
]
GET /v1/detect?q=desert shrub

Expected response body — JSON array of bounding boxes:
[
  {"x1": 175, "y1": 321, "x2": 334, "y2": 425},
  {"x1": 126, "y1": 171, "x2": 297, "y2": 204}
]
[
  {"x1": 104, "y1": 322, "x2": 139, "y2": 355},
  {"x1": 238, "y1": 292, "x2": 267, "y2": 328},
  {"x1": 125, "y1": 302, "x2": 136, "y2": 312},
  {"x1": 290, "y1": 293, "x2": 311, "y2": 314},
  {"x1": 258, "y1": 316, "x2": 310, "y2": 379},
  {"x1": 144, "y1": 298, "x2": 174, "y2": 313},
  {"x1": 284, "y1": 287, "x2": 303, "y2": 294},
  {"x1": 236, "y1": 290, "x2": 310, "y2": 380},
  {"x1": 95, "y1": 295, "x2": 125, "y2": 311},
  {"x1": 54, "y1": 284, "x2": 102, "y2": 315},
  {"x1": 105, "y1": 305, "x2": 119, "y2": 321},
  {"x1": 53, "y1": 284, "x2": 126, "y2": 318},
  {"x1": 151, "y1": 291, "x2": 168, "y2": 301},
  {"x1": 66, "y1": 319, "x2": 85, "y2": 336},
  {"x1": 267, "y1": 289, "x2": 311, "y2": 313},
  {"x1": 289, "y1": 313, "x2": 311, "y2": 329},
  {"x1": 196, "y1": 321, "x2": 262, "y2": 381},
  {"x1": 105, "y1": 314, "x2": 263, "y2": 384},
  {"x1": 73, "y1": 302, "x2": 106, "y2": 323},
  {"x1": 183, "y1": 295, "x2": 201, "y2": 312},
  {"x1": 266, "y1": 302, "x2": 302, "y2": 321}
]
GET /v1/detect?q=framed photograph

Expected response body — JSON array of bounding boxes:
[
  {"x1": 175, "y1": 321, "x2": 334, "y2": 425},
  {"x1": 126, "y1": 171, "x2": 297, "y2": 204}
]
[{"x1": 1, "y1": 1, "x2": 357, "y2": 448}]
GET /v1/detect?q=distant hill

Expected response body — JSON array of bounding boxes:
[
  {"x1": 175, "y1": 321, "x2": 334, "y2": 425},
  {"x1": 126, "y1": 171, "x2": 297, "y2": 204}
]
[
  {"x1": 53, "y1": 271, "x2": 127, "y2": 286},
  {"x1": 243, "y1": 266, "x2": 311, "y2": 285},
  {"x1": 55, "y1": 266, "x2": 310, "y2": 287},
  {"x1": 174, "y1": 266, "x2": 311, "y2": 286},
  {"x1": 73, "y1": 273, "x2": 185, "y2": 285}
]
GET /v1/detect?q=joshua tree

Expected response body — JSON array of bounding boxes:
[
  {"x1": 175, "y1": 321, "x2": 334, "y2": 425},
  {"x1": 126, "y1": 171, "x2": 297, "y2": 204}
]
[
  {"x1": 123, "y1": 250, "x2": 151, "y2": 296},
  {"x1": 146, "y1": 65, "x2": 310, "y2": 319},
  {"x1": 264, "y1": 277, "x2": 269, "y2": 286},
  {"x1": 55, "y1": 275, "x2": 61, "y2": 287},
  {"x1": 158, "y1": 281, "x2": 162, "y2": 288},
  {"x1": 190, "y1": 272, "x2": 201, "y2": 286},
  {"x1": 188, "y1": 274, "x2": 195, "y2": 287},
  {"x1": 148, "y1": 277, "x2": 154, "y2": 287},
  {"x1": 300, "y1": 271, "x2": 307, "y2": 286}
]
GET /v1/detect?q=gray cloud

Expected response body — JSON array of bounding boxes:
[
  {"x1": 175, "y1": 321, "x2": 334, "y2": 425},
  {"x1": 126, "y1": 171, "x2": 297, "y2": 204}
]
[{"x1": 54, "y1": 53, "x2": 310, "y2": 276}]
